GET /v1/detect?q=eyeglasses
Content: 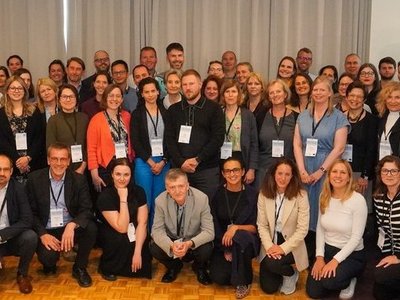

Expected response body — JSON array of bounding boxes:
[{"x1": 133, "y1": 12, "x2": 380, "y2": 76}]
[
  {"x1": 381, "y1": 168, "x2": 400, "y2": 176},
  {"x1": 9, "y1": 86, "x2": 24, "y2": 92},
  {"x1": 223, "y1": 168, "x2": 242, "y2": 174},
  {"x1": 112, "y1": 71, "x2": 127, "y2": 76},
  {"x1": 297, "y1": 56, "x2": 312, "y2": 62},
  {"x1": 60, "y1": 95, "x2": 76, "y2": 100},
  {"x1": 94, "y1": 58, "x2": 109, "y2": 63},
  {"x1": 360, "y1": 71, "x2": 375, "y2": 77}
]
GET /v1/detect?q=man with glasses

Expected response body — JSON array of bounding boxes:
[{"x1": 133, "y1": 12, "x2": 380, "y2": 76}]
[
  {"x1": 27, "y1": 143, "x2": 97, "y2": 288},
  {"x1": 111, "y1": 59, "x2": 138, "y2": 112},
  {"x1": 207, "y1": 61, "x2": 224, "y2": 79},
  {"x1": 296, "y1": 48, "x2": 316, "y2": 81}
]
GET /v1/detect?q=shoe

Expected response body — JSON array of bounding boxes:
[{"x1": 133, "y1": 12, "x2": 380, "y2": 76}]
[
  {"x1": 100, "y1": 272, "x2": 117, "y2": 281},
  {"x1": 235, "y1": 284, "x2": 251, "y2": 299},
  {"x1": 161, "y1": 268, "x2": 180, "y2": 283},
  {"x1": 195, "y1": 269, "x2": 212, "y2": 285},
  {"x1": 339, "y1": 277, "x2": 357, "y2": 299},
  {"x1": 72, "y1": 266, "x2": 92, "y2": 287},
  {"x1": 17, "y1": 274, "x2": 33, "y2": 294},
  {"x1": 41, "y1": 265, "x2": 57, "y2": 275},
  {"x1": 280, "y1": 269, "x2": 299, "y2": 295},
  {"x1": 62, "y1": 249, "x2": 77, "y2": 262}
]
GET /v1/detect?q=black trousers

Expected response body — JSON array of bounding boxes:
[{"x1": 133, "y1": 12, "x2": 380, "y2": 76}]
[
  {"x1": 149, "y1": 240, "x2": 213, "y2": 271},
  {"x1": 374, "y1": 256, "x2": 400, "y2": 300},
  {"x1": 37, "y1": 220, "x2": 97, "y2": 269},
  {"x1": 306, "y1": 244, "x2": 366, "y2": 299},
  {"x1": 187, "y1": 167, "x2": 220, "y2": 202},
  {"x1": 0, "y1": 229, "x2": 37, "y2": 275}
]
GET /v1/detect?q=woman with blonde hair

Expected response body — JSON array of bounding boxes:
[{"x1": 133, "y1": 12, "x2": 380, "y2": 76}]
[
  {"x1": 36, "y1": 77, "x2": 58, "y2": 122},
  {"x1": 306, "y1": 159, "x2": 367, "y2": 299}
]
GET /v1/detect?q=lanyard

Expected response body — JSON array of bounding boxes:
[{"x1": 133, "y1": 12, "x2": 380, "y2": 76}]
[
  {"x1": 383, "y1": 112, "x2": 400, "y2": 140},
  {"x1": 50, "y1": 181, "x2": 64, "y2": 207},
  {"x1": 224, "y1": 187, "x2": 242, "y2": 224},
  {"x1": 224, "y1": 106, "x2": 240, "y2": 139},
  {"x1": 105, "y1": 111, "x2": 122, "y2": 140},
  {"x1": 145, "y1": 107, "x2": 159, "y2": 137},
  {"x1": 312, "y1": 108, "x2": 328, "y2": 136},
  {"x1": 176, "y1": 204, "x2": 185, "y2": 237},
  {"x1": 62, "y1": 112, "x2": 78, "y2": 143},
  {"x1": 271, "y1": 107, "x2": 287, "y2": 139},
  {"x1": 0, "y1": 196, "x2": 7, "y2": 218},
  {"x1": 273, "y1": 193, "x2": 285, "y2": 241},
  {"x1": 299, "y1": 101, "x2": 309, "y2": 113}
]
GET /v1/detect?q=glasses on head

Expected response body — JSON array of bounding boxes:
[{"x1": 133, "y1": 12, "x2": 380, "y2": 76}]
[
  {"x1": 95, "y1": 57, "x2": 109, "y2": 63},
  {"x1": 360, "y1": 71, "x2": 375, "y2": 77},
  {"x1": 112, "y1": 71, "x2": 127, "y2": 76},
  {"x1": 60, "y1": 95, "x2": 76, "y2": 100},
  {"x1": 381, "y1": 168, "x2": 400, "y2": 176},
  {"x1": 223, "y1": 167, "x2": 242, "y2": 175},
  {"x1": 9, "y1": 86, "x2": 24, "y2": 92},
  {"x1": 49, "y1": 157, "x2": 69, "y2": 164},
  {"x1": 297, "y1": 56, "x2": 312, "y2": 62}
]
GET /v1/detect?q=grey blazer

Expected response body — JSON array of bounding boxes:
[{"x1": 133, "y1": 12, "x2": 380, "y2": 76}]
[{"x1": 239, "y1": 107, "x2": 259, "y2": 170}]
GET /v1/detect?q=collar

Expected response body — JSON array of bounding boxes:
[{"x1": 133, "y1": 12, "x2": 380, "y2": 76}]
[
  {"x1": 181, "y1": 97, "x2": 206, "y2": 110},
  {"x1": 49, "y1": 170, "x2": 66, "y2": 182}
]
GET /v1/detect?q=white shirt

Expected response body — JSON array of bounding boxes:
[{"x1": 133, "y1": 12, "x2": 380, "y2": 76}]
[{"x1": 0, "y1": 183, "x2": 10, "y2": 230}]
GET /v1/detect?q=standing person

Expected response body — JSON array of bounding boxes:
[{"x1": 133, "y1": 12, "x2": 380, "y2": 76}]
[
  {"x1": 48, "y1": 59, "x2": 67, "y2": 87},
  {"x1": 378, "y1": 56, "x2": 396, "y2": 89},
  {"x1": 162, "y1": 69, "x2": 182, "y2": 109},
  {"x1": 6, "y1": 55, "x2": 23, "y2": 75},
  {"x1": 201, "y1": 75, "x2": 222, "y2": 103},
  {"x1": 207, "y1": 60, "x2": 224, "y2": 79},
  {"x1": 306, "y1": 159, "x2": 368, "y2": 299},
  {"x1": 333, "y1": 73, "x2": 354, "y2": 111},
  {"x1": 222, "y1": 50, "x2": 237, "y2": 79},
  {"x1": 276, "y1": 56, "x2": 297, "y2": 88},
  {"x1": 319, "y1": 65, "x2": 339, "y2": 93},
  {"x1": 296, "y1": 48, "x2": 316, "y2": 80},
  {"x1": 257, "y1": 158, "x2": 309, "y2": 295},
  {"x1": 36, "y1": 77, "x2": 59, "y2": 122},
  {"x1": 14, "y1": 68, "x2": 35, "y2": 101},
  {"x1": 287, "y1": 72, "x2": 313, "y2": 114},
  {"x1": 220, "y1": 80, "x2": 258, "y2": 185},
  {"x1": 0, "y1": 66, "x2": 10, "y2": 96},
  {"x1": 209, "y1": 157, "x2": 259, "y2": 299},
  {"x1": 165, "y1": 69, "x2": 225, "y2": 200},
  {"x1": 111, "y1": 60, "x2": 138, "y2": 113},
  {"x1": 140, "y1": 46, "x2": 158, "y2": 78},
  {"x1": 344, "y1": 53, "x2": 361, "y2": 80},
  {"x1": 236, "y1": 62, "x2": 253, "y2": 89},
  {"x1": 66, "y1": 57, "x2": 85, "y2": 100},
  {"x1": 46, "y1": 84, "x2": 89, "y2": 174},
  {"x1": 293, "y1": 76, "x2": 349, "y2": 260},
  {"x1": 97, "y1": 158, "x2": 152, "y2": 280},
  {"x1": 357, "y1": 63, "x2": 380, "y2": 116},
  {"x1": 373, "y1": 155, "x2": 400, "y2": 300},
  {"x1": 131, "y1": 77, "x2": 170, "y2": 229}
]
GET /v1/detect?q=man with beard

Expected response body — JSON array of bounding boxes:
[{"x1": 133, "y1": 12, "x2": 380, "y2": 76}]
[
  {"x1": 165, "y1": 69, "x2": 225, "y2": 201},
  {"x1": 379, "y1": 56, "x2": 396, "y2": 88},
  {"x1": 296, "y1": 47, "x2": 316, "y2": 81}
]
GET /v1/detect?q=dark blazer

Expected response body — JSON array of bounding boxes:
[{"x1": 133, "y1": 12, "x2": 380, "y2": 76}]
[
  {"x1": 130, "y1": 100, "x2": 169, "y2": 161},
  {"x1": 0, "y1": 178, "x2": 33, "y2": 242},
  {"x1": 0, "y1": 107, "x2": 46, "y2": 175},
  {"x1": 27, "y1": 167, "x2": 93, "y2": 236},
  {"x1": 378, "y1": 111, "x2": 400, "y2": 157},
  {"x1": 238, "y1": 107, "x2": 259, "y2": 170}
]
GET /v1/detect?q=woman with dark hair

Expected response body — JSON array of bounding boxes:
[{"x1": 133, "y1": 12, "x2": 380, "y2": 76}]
[
  {"x1": 276, "y1": 56, "x2": 297, "y2": 88},
  {"x1": 373, "y1": 155, "x2": 400, "y2": 300},
  {"x1": 0, "y1": 66, "x2": 10, "y2": 96},
  {"x1": 257, "y1": 158, "x2": 309, "y2": 295},
  {"x1": 131, "y1": 77, "x2": 169, "y2": 229},
  {"x1": 81, "y1": 71, "x2": 111, "y2": 120},
  {"x1": 319, "y1": 65, "x2": 339, "y2": 94},
  {"x1": 48, "y1": 59, "x2": 67, "y2": 87},
  {"x1": 14, "y1": 68, "x2": 35, "y2": 101},
  {"x1": 97, "y1": 158, "x2": 152, "y2": 280},
  {"x1": 357, "y1": 63, "x2": 381, "y2": 116},
  {"x1": 36, "y1": 77, "x2": 58, "y2": 122},
  {"x1": 201, "y1": 75, "x2": 222, "y2": 103},
  {"x1": 306, "y1": 159, "x2": 367, "y2": 299},
  {"x1": 288, "y1": 72, "x2": 313, "y2": 114},
  {"x1": 209, "y1": 157, "x2": 259, "y2": 299},
  {"x1": 333, "y1": 72, "x2": 354, "y2": 111},
  {"x1": 46, "y1": 84, "x2": 89, "y2": 173}
]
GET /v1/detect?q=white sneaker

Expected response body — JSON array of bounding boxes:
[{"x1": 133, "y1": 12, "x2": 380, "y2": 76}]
[
  {"x1": 280, "y1": 269, "x2": 299, "y2": 295},
  {"x1": 339, "y1": 277, "x2": 357, "y2": 299}
]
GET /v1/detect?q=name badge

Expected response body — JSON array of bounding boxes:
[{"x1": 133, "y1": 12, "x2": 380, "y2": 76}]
[
  {"x1": 342, "y1": 144, "x2": 353, "y2": 162},
  {"x1": 71, "y1": 145, "x2": 83, "y2": 163},
  {"x1": 220, "y1": 141, "x2": 233, "y2": 159},
  {"x1": 305, "y1": 138, "x2": 318, "y2": 157},
  {"x1": 15, "y1": 133, "x2": 28, "y2": 150},
  {"x1": 151, "y1": 138, "x2": 164, "y2": 157},
  {"x1": 178, "y1": 125, "x2": 192, "y2": 144},
  {"x1": 50, "y1": 208, "x2": 64, "y2": 228},
  {"x1": 115, "y1": 143, "x2": 127, "y2": 159},
  {"x1": 379, "y1": 141, "x2": 392, "y2": 160},
  {"x1": 377, "y1": 227, "x2": 385, "y2": 250},
  {"x1": 127, "y1": 222, "x2": 136, "y2": 242},
  {"x1": 272, "y1": 140, "x2": 284, "y2": 157}
]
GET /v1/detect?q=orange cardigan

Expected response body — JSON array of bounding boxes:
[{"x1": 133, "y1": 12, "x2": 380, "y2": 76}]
[{"x1": 87, "y1": 110, "x2": 134, "y2": 170}]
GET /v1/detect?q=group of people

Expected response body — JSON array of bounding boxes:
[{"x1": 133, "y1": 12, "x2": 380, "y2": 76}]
[{"x1": 0, "y1": 43, "x2": 399, "y2": 299}]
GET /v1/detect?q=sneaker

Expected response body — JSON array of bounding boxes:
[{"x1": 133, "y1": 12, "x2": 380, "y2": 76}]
[
  {"x1": 339, "y1": 277, "x2": 357, "y2": 299},
  {"x1": 235, "y1": 284, "x2": 251, "y2": 299},
  {"x1": 280, "y1": 269, "x2": 299, "y2": 295}
]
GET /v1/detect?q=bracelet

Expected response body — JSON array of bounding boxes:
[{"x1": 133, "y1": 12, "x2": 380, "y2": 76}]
[{"x1": 319, "y1": 166, "x2": 327, "y2": 173}]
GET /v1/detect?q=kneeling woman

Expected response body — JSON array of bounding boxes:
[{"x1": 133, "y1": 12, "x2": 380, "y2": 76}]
[
  {"x1": 97, "y1": 158, "x2": 152, "y2": 280},
  {"x1": 306, "y1": 159, "x2": 367, "y2": 299},
  {"x1": 209, "y1": 157, "x2": 259, "y2": 299},
  {"x1": 257, "y1": 158, "x2": 309, "y2": 295}
]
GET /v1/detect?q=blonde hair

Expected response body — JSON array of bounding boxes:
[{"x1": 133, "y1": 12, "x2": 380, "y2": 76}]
[
  {"x1": 376, "y1": 81, "x2": 400, "y2": 117},
  {"x1": 266, "y1": 79, "x2": 291, "y2": 105},
  {"x1": 36, "y1": 77, "x2": 58, "y2": 113},
  {"x1": 3, "y1": 76, "x2": 35, "y2": 117},
  {"x1": 308, "y1": 75, "x2": 334, "y2": 116}
]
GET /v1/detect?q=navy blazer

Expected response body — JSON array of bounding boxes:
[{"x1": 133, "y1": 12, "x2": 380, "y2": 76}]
[
  {"x1": 238, "y1": 107, "x2": 259, "y2": 170},
  {"x1": 0, "y1": 178, "x2": 33, "y2": 242},
  {"x1": 378, "y1": 111, "x2": 400, "y2": 157}
]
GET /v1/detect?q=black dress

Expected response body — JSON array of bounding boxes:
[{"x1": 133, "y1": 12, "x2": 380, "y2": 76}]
[{"x1": 97, "y1": 184, "x2": 152, "y2": 278}]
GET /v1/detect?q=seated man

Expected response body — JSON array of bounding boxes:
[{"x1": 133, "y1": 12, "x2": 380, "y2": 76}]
[
  {"x1": 27, "y1": 142, "x2": 97, "y2": 287},
  {"x1": 0, "y1": 154, "x2": 37, "y2": 294},
  {"x1": 150, "y1": 168, "x2": 214, "y2": 285}
]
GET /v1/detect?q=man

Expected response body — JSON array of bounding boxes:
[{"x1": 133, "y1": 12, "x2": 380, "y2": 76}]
[
  {"x1": 379, "y1": 56, "x2": 396, "y2": 88},
  {"x1": 150, "y1": 169, "x2": 214, "y2": 285},
  {"x1": 80, "y1": 50, "x2": 110, "y2": 103},
  {"x1": 140, "y1": 46, "x2": 158, "y2": 77},
  {"x1": 66, "y1": 57, "x2": 86, "y2": 98},
  {"x1": 398, "y1": 61, "x2": 400, "y2": 81},
  {"x1": 236, "y1": 62, "x2": 253, "y2": 87},
  {"x1": 0, "y1": 154, "x2": 37, "y2": 294},
  {"x1": 344, "y1": 53, "x2": 361, "y2": 79},
  {"x1": 207, "y1": 60, "x2": 224, "y2": 79},
  {"x1": 27, "y1": 143, "x2": 97, "y2": 288},
  {"x1": 165, "y1": 69, "x2": 225, "y2": 200},
  {"x1": 296, "y1": 47, "x2": 316, "y2": 80},
  {"x1": 221, "y1": 50, "x2": 237, "y2": 79},
  {"x1": 6, "y1": 55, "x2": 23, "y2": 75},
  {"x1": 111, "y1": 60, "x2": 138, "y2": 113},
  {"x1": 127, "y1": 64, "x2": 150, "y2": 110}
]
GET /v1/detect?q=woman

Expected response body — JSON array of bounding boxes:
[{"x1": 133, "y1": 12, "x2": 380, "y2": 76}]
[
  {"x1": 373, "y1": 155, "x2": 400, "y2": 300},
  {"x1": 0, "y1": 76, "x2": 45, "y2": 182},
  {"x1": 81, "y1": 71, "x2": 111, "y2": 120},
  {"x1": 97, "y1": 158, "x2": 152, "y2": 280},
  {"x1": 220, "y1": 80, "x2": 258, "y2": 184},
  {"x1": 333, "y1": 72, "x2": 354, "y2": 110},
  {"x1": 256, "y1": 79, "x2": 297, "y2": 188},
  {"x1": 276, "y1": 56, "x2": 297, "y2": 88},
  {"x1": 209, "y1": 157, "x2": 259, "y2": 299},
  {"x1": 319, "y1": 65, "x2": 339, "y2": 93},
  {"x1": 288, "y1": 72, "x2": 313, "y2": 114},
  {"x1": 46, "y1": 84, "x2": 89, "y2": 173},
  {"x1": 162, "y1": 69, "x2": 182, "y2": 109},
  {"x1": 357, "y1": 63, "x2": 381, "y2": 116},
  {"x1": 0, "y1": 66, "x2": 10, "y2": 96},
  {"x1": 306, "y1": 159, "x2": 367, "y2": 299},
  {"x1": 201, "y1": 75, "x2": 222, "y2": 103},
  {"x1": 36, "y1": 77, "x2": 58, "y2": 122},
  {"x1": 87, "y1": 84, "x2": 133, "y2": 191},
  {"x1": 293, "y1": 76, "x2": 349, "y2": 258},
  {"x1": 257, "y1": 158, "x2": 309, "y2": 295},
  {"x1": 376, "y1": 81, "x2": 400, "y2": 159},
  {"x1": 48, "y1": 59, "x2": 67, "y2": 87},
  {"x1": 131, "y1": 77, "x2": 169, "y2": 229},
  {"x1": 14, "y1": 68, "x2": 35, "y2": 101}
]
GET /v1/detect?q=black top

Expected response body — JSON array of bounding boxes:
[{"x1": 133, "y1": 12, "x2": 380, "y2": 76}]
[{"x1": 364, "y1": 89, "x2": 380, "y2": 116}]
